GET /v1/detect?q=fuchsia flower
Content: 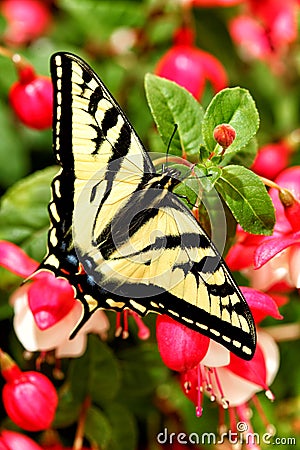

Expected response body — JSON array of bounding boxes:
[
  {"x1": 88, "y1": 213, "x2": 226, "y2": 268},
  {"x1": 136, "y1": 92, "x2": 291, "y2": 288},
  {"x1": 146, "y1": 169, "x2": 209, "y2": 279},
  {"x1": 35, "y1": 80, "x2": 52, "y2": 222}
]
[
  {"x1": 9, "y1": 59, "x2": 53, "y2": 130},
  {"x1": 0, "y1": 241, "x2": 109, "y2": 358},
  {"x1": 227, "y1": 167, "x2": 300, "y2": 291},
  {"x1": 0, "y1": 430, "x2": 43, "y2": 450},
  {"x1": 251, "y1": 141, "x2": 293, "y2": 180},
  {"x1": 180, "y1": 0, "x2": 243, "y2": 6},
  {"x1": 157, "y1": 287, "x2": 281, "y2": 438},
  {"x1": 1, "y1": 0, "x2": 51, "y2": 47},
  {"x1": 229, "y1": 0, "x2": 298, "y2": 69},
  {"x1": 0, "y1": 350, "x2": 58, "y2": 431},
  {"x1": 155, "y1": 27, "x2": 227, "y2": 100}
]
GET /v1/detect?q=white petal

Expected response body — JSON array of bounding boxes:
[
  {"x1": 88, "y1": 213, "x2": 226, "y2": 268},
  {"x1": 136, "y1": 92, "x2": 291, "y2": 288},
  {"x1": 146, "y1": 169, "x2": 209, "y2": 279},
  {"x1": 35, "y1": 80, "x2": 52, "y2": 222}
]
[
  {"x1": 214, "y1": 368, "x2": 260, "y2": 407},
  {"x1": 55, "y1": 333, "x2": 87, "y2": 358},
  {"x1": 257, "y1": 330, "x2": 280, "y2": 385},
  {"x1": 81, "y1": 309, "x2": 109, "y2": 336},
  {"x1": 14, "y1": 296, "x2": 83, "y2": 353},
  {"x1": 201, "y1": 340, "x2": 230, "y2": 367},
  {"x1": 289, "y1": 245, "x2": 300, "y2": 288}
]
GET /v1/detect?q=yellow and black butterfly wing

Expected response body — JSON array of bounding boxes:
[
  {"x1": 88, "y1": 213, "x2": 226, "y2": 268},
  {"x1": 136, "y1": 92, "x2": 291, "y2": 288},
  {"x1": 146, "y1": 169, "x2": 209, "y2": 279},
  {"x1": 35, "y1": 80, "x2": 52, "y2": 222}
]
[
  {"x1": 39, "y1": 51, "x2": 256, "y2": 360},
  {"x1": 39, "y1": 51, "x2": 155, "y2": 312},
  {"x1": 74, "y1": 171, "x2": 256, "y2": 360}
]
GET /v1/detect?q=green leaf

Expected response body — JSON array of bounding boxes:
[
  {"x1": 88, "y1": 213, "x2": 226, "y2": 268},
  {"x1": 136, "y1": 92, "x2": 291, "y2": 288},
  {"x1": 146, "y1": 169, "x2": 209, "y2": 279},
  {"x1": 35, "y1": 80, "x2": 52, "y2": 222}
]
[
  {"x1": 53, "y1": 388, "x2": 81, "y2": 428},
  {"x1": 59, "y1": 0, "x2": 144, "y2": 41},
  {"x1": 221, "y1": 138, "x2": 258, "y2": 168},
  {"x1": 0, "y1": 103, "x2": 30, "y2": 188},
  {"x1": 69, "y1": 336, "x2": 121, "y2": 406},
  {"x1": 194, "y1": 164, "x2": 222, "y2": 192},
  {"x1": 85, "y1": 406, "x2": 112, "y2": 449},
  {"x1": 145, "y1": 74, "x2": 204, "y2": 159},
  {"x1": 0, "y1": 166, "x2": 57, "y2": 261},
  {"x1": 117, "y1": 343, "x2": 168, "y2": 398},
  {"x1": 202, "y1": 87, "x2": 259, "y2": 155},
  {"x1": 215, "y1": 165, "x2": 275, "y2": 235},
  {"x1": 105, "y1": 403, "x2": 137, "y2": 450}
]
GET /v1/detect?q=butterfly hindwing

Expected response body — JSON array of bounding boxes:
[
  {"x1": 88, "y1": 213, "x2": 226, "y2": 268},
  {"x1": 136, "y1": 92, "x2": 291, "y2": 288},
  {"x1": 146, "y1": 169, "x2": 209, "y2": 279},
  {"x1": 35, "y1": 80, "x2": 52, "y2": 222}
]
[{"x1": 39, "y1": 51, "x2": 256, "y2": 360}]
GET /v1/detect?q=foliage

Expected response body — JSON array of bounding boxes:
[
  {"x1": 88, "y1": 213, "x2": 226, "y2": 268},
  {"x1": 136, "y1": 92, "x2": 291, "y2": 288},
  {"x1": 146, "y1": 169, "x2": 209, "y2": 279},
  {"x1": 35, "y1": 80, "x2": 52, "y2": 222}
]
[{"x1": 0, "y1": 1, "x2": 300, "y2": 449}]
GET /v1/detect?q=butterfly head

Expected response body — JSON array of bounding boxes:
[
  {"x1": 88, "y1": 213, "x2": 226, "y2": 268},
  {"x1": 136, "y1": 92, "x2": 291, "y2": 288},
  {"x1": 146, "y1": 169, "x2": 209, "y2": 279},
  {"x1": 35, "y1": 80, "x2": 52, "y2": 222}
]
[{"x1": 146, "y1": 167, "x2": 182, "y2": 191}]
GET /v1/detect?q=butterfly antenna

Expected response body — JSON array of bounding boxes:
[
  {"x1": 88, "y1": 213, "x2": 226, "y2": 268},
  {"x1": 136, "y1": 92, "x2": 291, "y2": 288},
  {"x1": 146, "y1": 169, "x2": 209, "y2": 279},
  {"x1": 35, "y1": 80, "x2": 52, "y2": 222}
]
[{"x1": 164, "y1": 123, "x2": 178, "y2": 171}]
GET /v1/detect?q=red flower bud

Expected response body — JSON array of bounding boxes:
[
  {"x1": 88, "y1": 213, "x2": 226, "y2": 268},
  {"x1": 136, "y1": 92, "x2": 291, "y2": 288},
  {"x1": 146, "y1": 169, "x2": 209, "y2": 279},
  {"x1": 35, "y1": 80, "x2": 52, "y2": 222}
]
[
  {"x1": 0, "y1": 351, "x2": 58, "y2": 431},
  {"x1": 213, "y1": 123, "x2": 236, "y2": 149},
  {"x1": 279, "y1": 189, "x2": 300, "y2": 232},
  {"x1": 156, "y1": 315, "x2": 210, "y2": 372},
  {"x1": 1, "y1": 0, "x2": 51, "y2": 46},
  {"x1": 0, "y1": 430, "x2": 43, "y2": 450},
  {"x1": 9, "y1": 61, "x2": 53, "y2": 130},
  {"x1": 251, "y1": 141, "x2": 292, "y2": 180},
  {"x1": 155, "y1": 27, "x2": 227, "y2": 100}
]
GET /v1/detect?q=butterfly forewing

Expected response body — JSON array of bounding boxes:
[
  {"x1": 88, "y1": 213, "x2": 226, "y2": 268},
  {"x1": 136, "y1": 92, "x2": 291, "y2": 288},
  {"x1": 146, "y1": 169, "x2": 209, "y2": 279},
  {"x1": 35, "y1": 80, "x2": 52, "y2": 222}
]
[{"x1": 38, "y1": 51, "x2": 256, "y2": 360}]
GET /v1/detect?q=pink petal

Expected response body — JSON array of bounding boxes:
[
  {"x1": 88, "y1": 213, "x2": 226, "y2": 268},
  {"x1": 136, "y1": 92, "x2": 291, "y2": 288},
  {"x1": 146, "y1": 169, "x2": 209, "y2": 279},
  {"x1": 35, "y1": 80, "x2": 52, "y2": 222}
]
[
  {"x1": 0, "y1": 240, "x2": 38, "y2": 277},
  {"x1": 28, "y1": 275, "x2": 76, "y2": 330},
  {"x1": 13, "y1": 294, "x2": 84, "y2": 354},
  {"x1": 254, "y1": 232, "x2": 300, "y2": 268},
  {"x1": 227, "y1": 345, "x2": 268, "y2": 390},
  {"x1": 246, "y1": 255, "x2": 290, "y2": 291},
  {"x1": 240, "y1": 286, "x2": 283, "y2": 323},
  {"x1": 156, "y1": 315, "x2": 210, "y2": 372},
  {"x1": 226, "y1": 232, "x2": 264, "y2": 271},
  {"x1": 226, "y1": 242, "x2": 255, "y2": 270},
  {"x1": 195, "y1": 49, "x2": 228, "y2": 93},
  {"x1": 229, "y1": 15, "x2": 272, "y2": 60}
]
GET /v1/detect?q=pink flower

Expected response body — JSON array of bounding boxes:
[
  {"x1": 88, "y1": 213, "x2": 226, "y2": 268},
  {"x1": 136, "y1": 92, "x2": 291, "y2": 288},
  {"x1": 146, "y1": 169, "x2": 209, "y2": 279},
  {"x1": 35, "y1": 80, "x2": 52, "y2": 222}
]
[
  {"x1": 181, "y1": 0, "x2": 243, "y2": 6},
  {"x1": 251, "y1": 141, "x2": 293, "y2": 180},
  {"x1": 9, "y1": 59, "x2": 53, "y2": 130},
  {"x1": 1, "y1": 0, "x2": 51, "y2": 46},
  {"x1": 156, "y1": 315, "x2": 211, "y2": 372},
  {"x1": 177, "y1": 288, "x2": 281, "y2": 439},
  {"x1": 155, "y1": 27, "x2": 227, "y2": 100},
  {"x1": 229, "y1": 0, "x2": 298, "y2": 70},
  {"x1": 0, "y1": 430, "x2": 43, "y2": 450},
  {"x1": 0, "y1": 241, "x2": 109, "y2": 358},
  {"x1": 0, "y1": 350, "x2": 58, "y2": 431},
  {"x1": 226, "y1": 167, "x2": 300, "y2": 291}
]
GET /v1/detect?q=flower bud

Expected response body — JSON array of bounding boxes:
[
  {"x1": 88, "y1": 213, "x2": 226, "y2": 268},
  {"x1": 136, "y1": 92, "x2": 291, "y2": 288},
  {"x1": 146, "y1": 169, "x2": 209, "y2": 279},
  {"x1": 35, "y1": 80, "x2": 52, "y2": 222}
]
[
  {"x1": 156, "y1": 315, "x2": 210, "y2": 372},
  {"x1": 274, "y1": 166, "x2": 300, "y2": 232},
  {"x1": 279, "y1": 189, "x2": 300, "y2": 232},
  {"x1": 0, "y1": 351, "x2": 58, "y2": 431},
  {"x1": 251, "y1": 141, "x2": 292, "y2": 180},
  {"x1": 213, "y1": 123, "x2": 236, "y2": 150},
  {"x1": 155, "y1": 27, "x2": 227, "y2": 100},
  {"x1": 9, "y1": 59, "x2": 53, "y2": 130},
  {"x1": 1, "y1": 0, "x2": 51, "y2": 46},
  {"x1": 0, "y1": 430, "x2": 43, "y2": 450}
]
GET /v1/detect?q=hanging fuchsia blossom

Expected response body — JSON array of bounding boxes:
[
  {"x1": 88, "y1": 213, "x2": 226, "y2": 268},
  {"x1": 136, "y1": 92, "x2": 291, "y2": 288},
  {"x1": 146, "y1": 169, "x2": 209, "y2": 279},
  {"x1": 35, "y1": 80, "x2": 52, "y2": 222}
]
[
  {"x1": 1, "y1": 0, "x2": 51, "y2": 46},
  {"x1": 9, "y1": 59, "x2": 53, "y2": 130},
  {"x1": 0, "y1": 430, "x2": 43, "y2": 450},
  {"x1": 227, "y1": 167, "x2": 300, "y2": 291},
  {"x1": 155, "y1": 27, "x2": 227, "y2": 100},
  {"x1": 0, "y1": 241, "x2": 109, "y2": 358},
  {"x1": 229, "y1": 0, "x2": 298, "y2": 70},
  {"x1": 251, "y1": 141, "x2": 293, "y2": 180},
  {"x1": 157, "y1": 287, "x2": 281, "y2": 437},
  {"x1": 0, "y1": 350, "x2": 58, "y2": 431}
]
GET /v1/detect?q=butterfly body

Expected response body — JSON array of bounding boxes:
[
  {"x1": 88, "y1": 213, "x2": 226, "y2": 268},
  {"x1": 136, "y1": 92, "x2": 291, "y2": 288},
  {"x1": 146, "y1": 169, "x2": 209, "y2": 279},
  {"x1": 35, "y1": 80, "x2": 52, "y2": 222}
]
[{"x1": 38, "y1": 52, "x2": 256, "y2": 359}]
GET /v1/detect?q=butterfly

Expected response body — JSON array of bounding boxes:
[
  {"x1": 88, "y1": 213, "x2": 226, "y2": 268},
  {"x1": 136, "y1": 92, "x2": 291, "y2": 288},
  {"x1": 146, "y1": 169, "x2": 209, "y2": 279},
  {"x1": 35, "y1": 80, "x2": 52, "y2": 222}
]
[{"x1": 38, "y1": 51, "x2": 256, "y2": 360}]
